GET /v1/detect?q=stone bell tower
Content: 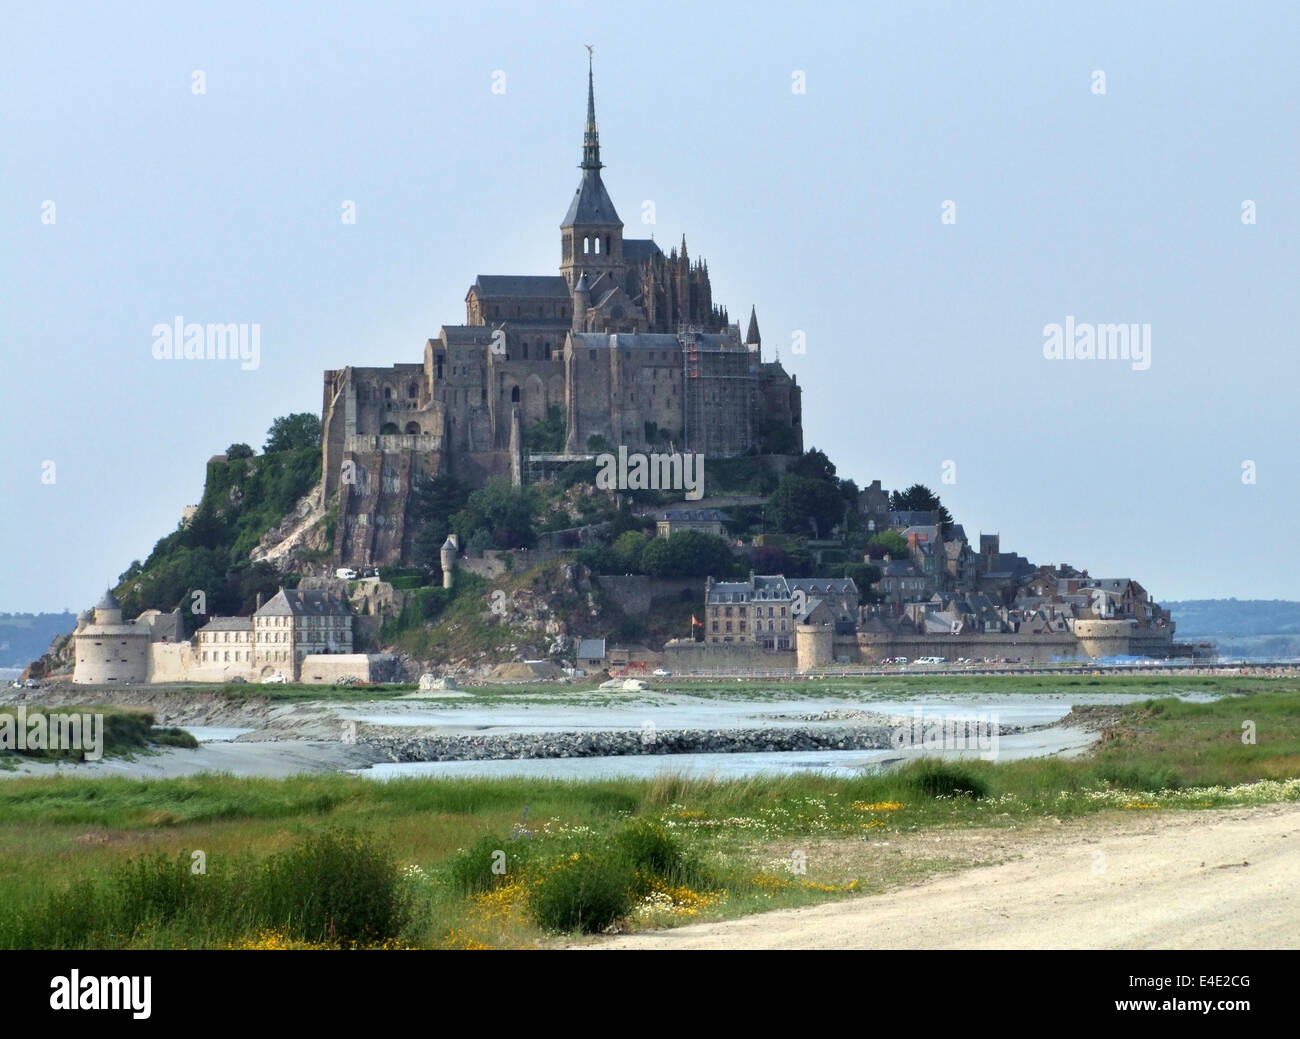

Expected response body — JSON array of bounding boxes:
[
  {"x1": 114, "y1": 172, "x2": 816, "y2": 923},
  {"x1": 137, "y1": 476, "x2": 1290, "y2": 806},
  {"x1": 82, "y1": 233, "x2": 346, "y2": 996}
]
[{"x1": 560, "y1": 50, "x2": 625, "y2": 292}]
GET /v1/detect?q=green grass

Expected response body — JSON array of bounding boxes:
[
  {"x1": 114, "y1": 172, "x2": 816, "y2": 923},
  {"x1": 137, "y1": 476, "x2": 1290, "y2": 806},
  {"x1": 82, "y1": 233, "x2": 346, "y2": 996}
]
[
  {"x1": 0, "y1": 706, "x2": 197, "y2": 763},
  {"x1": 1, "y1": 682, "x2": 1298, "y2": 948}
]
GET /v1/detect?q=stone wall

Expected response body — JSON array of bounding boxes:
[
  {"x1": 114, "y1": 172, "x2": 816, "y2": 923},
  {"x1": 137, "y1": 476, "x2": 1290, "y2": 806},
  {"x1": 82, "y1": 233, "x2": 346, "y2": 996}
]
[
  {"x1": 593, "y1": 575, "x2": 701, "y2": 616},
  {"x1": 662, "y1": 639, "x2": 792, "y2": 671},
  {"x1": 299, "y1": 653, "x2": 396, "y2": 684}
]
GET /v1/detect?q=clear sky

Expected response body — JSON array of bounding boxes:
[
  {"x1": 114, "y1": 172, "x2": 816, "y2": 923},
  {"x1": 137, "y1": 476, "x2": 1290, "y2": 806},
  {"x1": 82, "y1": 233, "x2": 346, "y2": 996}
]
[{"x1": 3, "y1": 0, "x2": 1297, "y2": 613}]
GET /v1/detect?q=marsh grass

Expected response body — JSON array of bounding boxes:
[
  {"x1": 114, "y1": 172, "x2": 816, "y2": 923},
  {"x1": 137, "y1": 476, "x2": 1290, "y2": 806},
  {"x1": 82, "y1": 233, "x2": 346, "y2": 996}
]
[{"x1": 2, "y1": 684, "x2": 1299, "y2": 947}]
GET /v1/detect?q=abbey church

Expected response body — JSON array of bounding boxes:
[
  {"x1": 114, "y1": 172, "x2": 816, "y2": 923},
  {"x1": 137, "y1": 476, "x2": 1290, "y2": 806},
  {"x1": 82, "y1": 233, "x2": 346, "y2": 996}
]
[{"x1": 322, "y1": 57, "x2": 803, "y2": 567}]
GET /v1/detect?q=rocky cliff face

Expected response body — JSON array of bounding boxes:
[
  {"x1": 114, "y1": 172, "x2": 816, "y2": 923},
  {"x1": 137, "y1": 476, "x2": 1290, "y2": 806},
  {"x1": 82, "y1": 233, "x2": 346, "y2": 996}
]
[{"x1": 249, "y1": 479, "x2": 330, "y2": 570}]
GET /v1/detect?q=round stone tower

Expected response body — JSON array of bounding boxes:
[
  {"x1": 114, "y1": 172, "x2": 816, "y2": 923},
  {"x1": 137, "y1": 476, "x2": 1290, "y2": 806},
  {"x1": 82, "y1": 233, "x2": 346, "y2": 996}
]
[
  {"x1": 93, "y1": 588, "x2": 124, "y2": 626},
  {"x1": 796, "y1": 621, "x2": 834, "y2": 673},
  {"x1": 440, "y1": 535, "x2": 458, "y2": 590},
  {"x1": 74, "y1": 589, "x2": 149, "y2": 685}
]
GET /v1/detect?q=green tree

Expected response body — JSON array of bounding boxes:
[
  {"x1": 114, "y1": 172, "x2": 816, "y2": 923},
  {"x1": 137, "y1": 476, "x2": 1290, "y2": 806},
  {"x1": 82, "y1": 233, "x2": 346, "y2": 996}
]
[
  {"x1": 641, "y1": 530, "x2": 738, "y2": 579},
  {"x1": 769, "y1": 474, "x2": 844, "y2": 538},
  {"x1": 841, "y1": 562, "x2": 882, "y2": 601},
  {"x1": 789, "y1": 447, "x2": 837, "y2": 483},
  {"x1": 264, "y1": 413, "x2": 323, "y2": 453},
  {"x1": 866, "y1": 529, "x2": 909, "y2": 559},
  {"x1": 226, "y1": 442, "x2": 254, "y2": 460},
  {"x1": 889, "y1": 483, "x2": 954, "y2": 529},
  {"x1": 452, "y1": 479, "x2": 536, "y2": 550},
  {"x1": 610, "y1": 530, "x2": 650, "y2": 574}
]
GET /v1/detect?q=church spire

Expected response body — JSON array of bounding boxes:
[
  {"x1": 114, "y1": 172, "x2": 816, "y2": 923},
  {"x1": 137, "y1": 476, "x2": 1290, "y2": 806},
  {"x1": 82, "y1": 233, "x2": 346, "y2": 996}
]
[{"x1": 582, "y1": 46, "x2": 602, "y2": 171}]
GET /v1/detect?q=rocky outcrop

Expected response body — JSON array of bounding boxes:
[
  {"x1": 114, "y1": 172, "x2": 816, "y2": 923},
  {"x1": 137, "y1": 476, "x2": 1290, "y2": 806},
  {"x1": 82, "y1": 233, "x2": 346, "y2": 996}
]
[
  {"x1": 364, "y1": 724, "x2": 906, "y2": 762},
  {"x1": 250, "y1": 479, "x2": 328, "y2": 567}
]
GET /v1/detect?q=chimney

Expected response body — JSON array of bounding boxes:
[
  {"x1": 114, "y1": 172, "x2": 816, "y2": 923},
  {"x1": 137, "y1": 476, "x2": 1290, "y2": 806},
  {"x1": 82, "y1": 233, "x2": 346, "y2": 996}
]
[{"x1": 255, "y1": 592, "x2": 263, "y2": 611}]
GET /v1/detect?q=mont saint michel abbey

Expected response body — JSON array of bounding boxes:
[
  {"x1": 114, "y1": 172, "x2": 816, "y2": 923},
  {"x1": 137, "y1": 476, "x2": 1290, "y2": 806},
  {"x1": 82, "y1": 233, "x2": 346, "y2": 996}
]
[{"x1": 322, "y1": 57, "x2": 803, "y2": 567}]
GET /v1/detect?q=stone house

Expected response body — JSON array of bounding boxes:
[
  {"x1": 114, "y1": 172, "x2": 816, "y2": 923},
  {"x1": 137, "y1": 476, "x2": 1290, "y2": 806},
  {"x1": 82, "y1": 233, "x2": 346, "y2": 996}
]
[
  {"x1": 253, "y1": 588, "x2": 353, "y2": 681},
  {"x1": 655, "y1": 508, "x2": 732, "y2": 539}
]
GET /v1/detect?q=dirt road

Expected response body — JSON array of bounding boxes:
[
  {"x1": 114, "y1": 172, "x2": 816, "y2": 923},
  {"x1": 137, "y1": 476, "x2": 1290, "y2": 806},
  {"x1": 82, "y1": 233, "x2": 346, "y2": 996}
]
[{"x1": 594, "y1": 803, "x2": 1300, "y2": 949}]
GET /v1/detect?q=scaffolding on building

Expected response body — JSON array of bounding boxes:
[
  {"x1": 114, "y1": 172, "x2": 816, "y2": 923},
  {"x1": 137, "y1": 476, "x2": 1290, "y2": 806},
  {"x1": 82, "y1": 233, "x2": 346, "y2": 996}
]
[{"x1": 679, "y1": 325, "x2": 756, "y2": 458}]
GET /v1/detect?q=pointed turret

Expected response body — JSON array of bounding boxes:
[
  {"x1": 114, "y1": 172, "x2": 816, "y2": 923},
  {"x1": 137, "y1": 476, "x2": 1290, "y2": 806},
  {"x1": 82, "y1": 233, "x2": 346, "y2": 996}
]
[
  {"x1": 582, "y1": 48, "x2": 601, "y2": 171},
  {"x1": 561, "y1": 49, "x2": 624, "y2": 289},
  {"x1": 745, "y1": 305, "x2": 761, "y2": 347}
]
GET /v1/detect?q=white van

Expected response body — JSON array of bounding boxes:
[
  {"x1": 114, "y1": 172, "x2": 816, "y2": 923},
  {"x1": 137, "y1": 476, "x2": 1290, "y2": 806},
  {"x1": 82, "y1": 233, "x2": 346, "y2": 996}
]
[{"x1": 335, "y1": 567, "x2": 358, "y2": 579}]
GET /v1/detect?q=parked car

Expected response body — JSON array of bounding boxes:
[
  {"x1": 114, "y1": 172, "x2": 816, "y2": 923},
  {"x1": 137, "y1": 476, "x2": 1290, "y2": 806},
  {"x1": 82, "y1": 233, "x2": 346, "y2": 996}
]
[
  {"x1": 335, "y1": 567, "x2": 358, "y2": 579},
  {"x1": 652, "y1": 668, "x2": 671, "y2": 677},
  {"x1": 261, "y1": 673, "x2": 289, "y2": 684}
]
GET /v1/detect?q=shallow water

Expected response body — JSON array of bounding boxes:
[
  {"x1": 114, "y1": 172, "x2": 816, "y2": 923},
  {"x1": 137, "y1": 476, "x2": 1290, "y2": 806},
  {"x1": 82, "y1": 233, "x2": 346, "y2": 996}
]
[
  {"x1": 338, "y1": 689, "x2": 1216, "y2": 737},
  {"x1": 183, "y1": 726, "x2": 256, "y2": 743},
  {"x1": 352, "y1": 726, "x2": 1097, "y2": 781}
]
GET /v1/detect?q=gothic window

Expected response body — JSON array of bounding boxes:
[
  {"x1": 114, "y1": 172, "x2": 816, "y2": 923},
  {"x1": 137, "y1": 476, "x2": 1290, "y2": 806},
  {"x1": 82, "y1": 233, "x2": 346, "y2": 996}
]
[
  {"x1": 594, "y1": 238, "x2": 601, "y2": 254},
  {"x1": 408, "y1": 383, "x2": 417, "y2": 398},
  {"x1": 405, "y1": 422, "x2": 420, "y2": 434},
  {"x1": 511, "y1": 386, "x2": 520, "y2": 403},
  {"x1": 522, "y1": 342, "x2": 529, "y2": 360},
  {"x1": 384, "y1": 386, "x2": 392, "y2": 399},
  {"x1": 380, "y1": 422, "x2": 399, "y2": 435}
]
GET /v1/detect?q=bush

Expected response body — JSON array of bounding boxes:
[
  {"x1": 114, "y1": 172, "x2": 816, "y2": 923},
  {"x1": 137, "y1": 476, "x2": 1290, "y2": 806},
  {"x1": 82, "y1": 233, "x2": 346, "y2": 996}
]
[
  {"x1": 151, "y1": 726, "x2": 199, "y2": 748},
  {"x1": 613, "y1": 818, "x2": 685, "y2": 879},
  {"x1": 2, "y1": 830, "x2": 409, "y2": 950},
  {"x1": 530, "y1": 853, "x2": 633, "y2": 934},
  {"x1": 1095, "y1": 763, "x2": 1183, "y2": 791},
  {"x1": 902, "y1": 759, "x2": 988, "y2": 799},
  {"x1": 256, "y1": 829, "x2": 409, "y2": 946},
  {"x1": 445, "y1": 835, "x2": 533, "y2": 895}
]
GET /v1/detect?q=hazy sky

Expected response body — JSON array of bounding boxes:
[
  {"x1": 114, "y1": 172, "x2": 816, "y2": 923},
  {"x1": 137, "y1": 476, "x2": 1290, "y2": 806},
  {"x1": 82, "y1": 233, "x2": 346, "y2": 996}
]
[{"x1": 3, "y1": 1, "x2": 1297, "y2": 613}]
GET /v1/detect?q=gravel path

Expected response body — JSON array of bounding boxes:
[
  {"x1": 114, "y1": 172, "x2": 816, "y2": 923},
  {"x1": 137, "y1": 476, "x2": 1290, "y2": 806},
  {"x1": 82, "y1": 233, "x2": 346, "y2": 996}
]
[{"x1": 590, "y1": 803, "x2": 1300, "y2": 949}]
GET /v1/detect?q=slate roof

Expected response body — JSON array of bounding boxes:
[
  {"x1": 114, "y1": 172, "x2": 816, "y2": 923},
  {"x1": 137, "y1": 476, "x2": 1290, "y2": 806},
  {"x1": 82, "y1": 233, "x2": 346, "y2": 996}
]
[
  {"x1": 96, "y1": 588, "x2": 120, "y2": 610},
  {"x1": 199, "y1": 617, "x2": 253, "y2": 632},
  {"x1": 440, "y1": 325, "x2": 500, "y2": 344},
  {"x1": 562, "y1": 169, "x2": 622, "y2": 227},
  {"x1": 751, "y1": 575, "x2": 793, "y2": 600},
  {"x1": 469, "y1": 275, "x2": 570, "y2": 299},
  {"x1": 658, "y1": 509, "x2": 732, "y2": 523},
  {"x1": 255, "y1": 589, "x2": 351, "y2": 618},
  {"x1": 787, "y1": 577, "x2": 859, "y2": 597},
  {"x1": 707, "y1": 581, "x2": 755, "y2": 605},
  {"x1": 623, "y1": 238, "x2": 663, "y2": 262},
  {"x1": 576, "y1": 638, "x2": 606, "y2": 659}
]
